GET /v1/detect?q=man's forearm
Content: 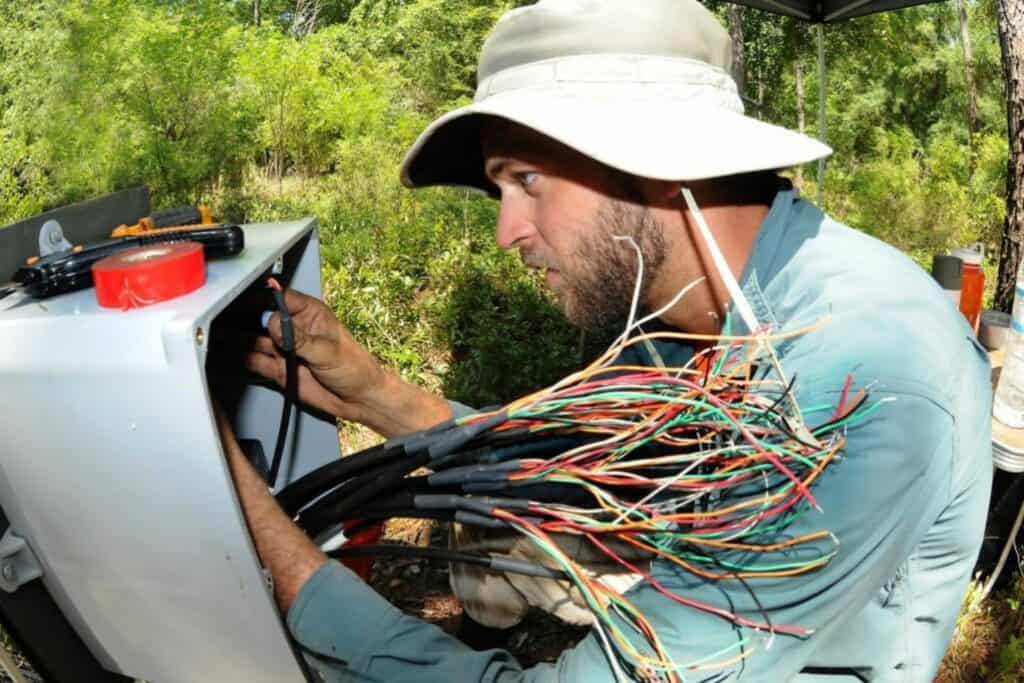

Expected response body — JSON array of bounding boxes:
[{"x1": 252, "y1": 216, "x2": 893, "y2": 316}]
[
  {"x1": 352, "y1": 370, "x2": 455, "y2": 438},
  {"x1": 221, "y1": 417, "x2": 327, "y2": 611}
]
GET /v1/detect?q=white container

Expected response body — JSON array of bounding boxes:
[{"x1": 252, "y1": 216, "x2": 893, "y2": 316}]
[
  {"x1": 981, "y1": 310, "x2": 1011, "y2": 350},
  {"x1": 0, "y1": 218, "x2": 332, "y2": 682},
  {"x1": 994, "y1": 280, "x2": 1024, "y2": 428}
]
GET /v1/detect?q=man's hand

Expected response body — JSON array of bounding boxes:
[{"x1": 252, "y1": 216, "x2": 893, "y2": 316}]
[
  {"x1": 247, "y1": 289, "x2": 384, "y2": 421},
  {"x1": 247, "y1": 289, "x2": 454, "y2": 438}
]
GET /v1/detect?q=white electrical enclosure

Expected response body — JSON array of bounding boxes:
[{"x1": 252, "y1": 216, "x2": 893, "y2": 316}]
[{"x1": 0, "y1": 218, "x2": 338, "y2": 682}]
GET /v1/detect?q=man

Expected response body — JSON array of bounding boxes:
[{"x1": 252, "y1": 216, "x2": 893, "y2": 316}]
[{"x1": 223, "y1": 0, "x2": 992, "y2": 680}]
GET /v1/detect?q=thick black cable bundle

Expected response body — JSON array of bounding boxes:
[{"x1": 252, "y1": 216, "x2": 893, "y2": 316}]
[{"x1": 268, "y1": 285, "x2": 297, "y2": 487}]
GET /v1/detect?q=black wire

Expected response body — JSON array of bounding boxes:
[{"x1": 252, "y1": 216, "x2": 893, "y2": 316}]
[
  {"x1": 671, "y1": 540, "x2": 776, "y2": 640},
  {"x1": 331, "y1": 544, "x2": 569, "y2": 580},
  {"x1": 278, "y1": 425, "x2": 551, "y2": 516},
  {"x1": 297, "y1": 453, "x2": 432, "y2": 534},
  {"x1": 276, "y1": 440, "x2": 406, "y2": 515},
  {"x1": 268, "y1": 286, "x2": 297, "y2": 488},
  {"x1": 765, "y1": 373, "x2": 798, "y2": 415}
]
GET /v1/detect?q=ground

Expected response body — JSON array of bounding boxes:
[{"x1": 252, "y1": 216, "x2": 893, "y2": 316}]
[{"x1": 368, "y1": 517, "x2": 589, "y2": 667}]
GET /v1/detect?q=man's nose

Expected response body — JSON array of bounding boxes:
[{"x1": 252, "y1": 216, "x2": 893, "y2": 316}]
[{"x1": 494, "y1": 198, "x2": 536, "y2": 249}]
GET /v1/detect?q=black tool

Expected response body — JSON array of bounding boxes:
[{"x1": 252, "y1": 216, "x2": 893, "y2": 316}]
[{"x1": 0, "y1": 225, "x2": 245, "y2": 301}]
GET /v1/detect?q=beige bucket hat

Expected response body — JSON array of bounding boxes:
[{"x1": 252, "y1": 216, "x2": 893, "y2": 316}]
[{"x1": 400, "y1": 0, "x2": 831, "y2": 195}]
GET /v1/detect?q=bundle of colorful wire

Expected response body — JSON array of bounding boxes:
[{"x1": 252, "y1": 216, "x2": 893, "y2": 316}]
[{"x1": 277, "y1": 322, "x2": 881, "y2": 682}]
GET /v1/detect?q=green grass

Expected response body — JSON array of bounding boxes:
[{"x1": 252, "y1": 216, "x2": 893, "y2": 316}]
[{"x1": 937, "y1": 575, "x2": 1024, "y2": 682}]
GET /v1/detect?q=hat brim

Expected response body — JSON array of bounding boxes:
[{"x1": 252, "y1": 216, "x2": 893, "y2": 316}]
[{"x1": 400, "y1": 88, "x2": 832, "y2": 195}]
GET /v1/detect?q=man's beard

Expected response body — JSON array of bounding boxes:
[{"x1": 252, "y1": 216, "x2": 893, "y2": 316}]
[{"x1": 557, "y1": 200, "x2": 667, "y2": 331}]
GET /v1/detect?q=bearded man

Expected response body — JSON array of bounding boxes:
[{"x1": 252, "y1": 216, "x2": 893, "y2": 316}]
[{"x1": 219, "y1": 1, "x2": 992, "y2": 680}]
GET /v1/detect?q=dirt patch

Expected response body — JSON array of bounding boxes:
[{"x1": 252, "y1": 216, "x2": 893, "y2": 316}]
[{"x1": 368, "y1": 518, "x2": 588, "y2": 667}]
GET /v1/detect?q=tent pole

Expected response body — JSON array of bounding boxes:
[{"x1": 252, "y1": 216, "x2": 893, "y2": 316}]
[{"x1": 817, "y1": 23, "x2": 826, "y2": 207}]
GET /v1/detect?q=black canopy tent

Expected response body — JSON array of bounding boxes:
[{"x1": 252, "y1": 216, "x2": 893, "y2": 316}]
[
  {"x1": 720, "y1": 0, "x2": 948, "y2": 204},
  {"x1": 727, "y1": 0, "x2": 941, "y2": 22}
]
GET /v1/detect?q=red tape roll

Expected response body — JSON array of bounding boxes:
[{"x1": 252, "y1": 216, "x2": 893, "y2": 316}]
[{"x1": 93, "y1": 242, "x2": 206, "y2": 310}]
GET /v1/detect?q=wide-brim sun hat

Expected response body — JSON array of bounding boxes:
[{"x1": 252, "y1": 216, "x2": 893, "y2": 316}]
[{"x1": 400, "y1": 0, "x2": 831, "y2": 196}]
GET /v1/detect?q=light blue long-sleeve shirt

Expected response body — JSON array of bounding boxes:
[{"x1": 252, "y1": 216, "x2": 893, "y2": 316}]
[{"x1": 286, "y1": 187, "x2": 992, "y2": 682}]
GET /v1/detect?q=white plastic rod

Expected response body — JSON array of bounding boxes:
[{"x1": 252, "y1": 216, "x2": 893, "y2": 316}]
[{"x1": 680, "y1": 187, "x2": 759, "y2": 333}]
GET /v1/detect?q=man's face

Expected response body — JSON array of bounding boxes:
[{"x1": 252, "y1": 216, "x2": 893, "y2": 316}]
[{"x1": 482, "y1": 122, "x2": 669, "y2": 330}]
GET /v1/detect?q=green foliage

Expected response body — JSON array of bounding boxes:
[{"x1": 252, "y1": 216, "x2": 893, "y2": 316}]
[
  {"x1": 0, "y1": 128, "x2": 47, "y2": 220},
  {"x1": 992, "y1": 634, "x2": 1024, "y2": 681},
  {"x1": 0, "y1": 1, "x2": 255, "y2": 204},
  {"x1": 0, "y1": 0, "x2": 1011, "y2": 406}
]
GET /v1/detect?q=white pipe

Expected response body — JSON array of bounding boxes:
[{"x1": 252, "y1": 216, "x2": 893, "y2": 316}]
[{"x1": 975, "y1": 494, "x2": 1024, "y2": 609}]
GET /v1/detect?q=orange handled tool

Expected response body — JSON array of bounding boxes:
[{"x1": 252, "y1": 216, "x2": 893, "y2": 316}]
[{"x1": 112, "y1": 205, "x2": 214, "y2": 237}]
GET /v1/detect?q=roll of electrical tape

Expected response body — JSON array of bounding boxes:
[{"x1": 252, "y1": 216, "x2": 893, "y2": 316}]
[{"x1": 92, "y1": 241, "x2": 206, "y2": 310}]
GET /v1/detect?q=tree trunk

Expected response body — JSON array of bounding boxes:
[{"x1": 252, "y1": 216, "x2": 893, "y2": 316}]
[
  {"x1": 254, "y1": 0, "x2": 261, "y2": 26},
  {"x1": 956, "y1": 0, "x2": 978, "y2": 178},
  {"x1": 293, "y1": 0, "x2": 320, "y2": 37},
  {"x1": 995, "y1": 0, "x2": 1024, "y2": 313},
  {"x1": 727, "y1": 5, "x2": 746, "y2": 98},
  {"x1": 757, "y1": 67, "x2": 765, "y2": 117},
  {"x1": 795, "y1": 57, "x2": 805, "y2": 186}
]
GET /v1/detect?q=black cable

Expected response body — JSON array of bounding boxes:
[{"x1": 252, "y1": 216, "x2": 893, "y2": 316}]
[
  {"x1": 297, "y1": 452, "x2": 432, "y2": 534},
  {"x1": 276, "y1": 440, "x2": 404, "y2": 516},
  {"x1": 331, "y1": 544, "x2": 569, "y2": 581},
  {"x1": 268, "y1": 285, "x2": 297, "y2": 488},
  {"x1": 277, "y1": 421, "x2": 534, "y2": 516}
]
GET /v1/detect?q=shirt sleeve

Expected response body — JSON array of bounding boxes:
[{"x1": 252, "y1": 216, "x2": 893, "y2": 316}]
[
  {"x1": 288, "y1": 387, "x2": 956, "y2": 683},
  {"x1": 287, "y1": 560, "x2": 572, "y2": 682},
  {"x1": 587, "y1": 386, "x2": 958, "y2": 681}
]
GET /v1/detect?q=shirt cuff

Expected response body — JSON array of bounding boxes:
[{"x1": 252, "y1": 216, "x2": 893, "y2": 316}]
[{"x1": 286, "y1": 560, "x2": 404, "y2": 664}]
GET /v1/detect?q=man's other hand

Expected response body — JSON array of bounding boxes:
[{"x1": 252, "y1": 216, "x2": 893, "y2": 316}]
[
  {"x1": 249, "y1": 289, "x2": 453, "y2": 437},
  {"x1": 248, "y1": 289, "x2": 387, "y2": 423}
]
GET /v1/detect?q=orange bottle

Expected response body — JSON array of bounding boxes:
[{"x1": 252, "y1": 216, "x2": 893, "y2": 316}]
[{"x1": 953, "y1": 247, "x2": 984, "y2": 333}]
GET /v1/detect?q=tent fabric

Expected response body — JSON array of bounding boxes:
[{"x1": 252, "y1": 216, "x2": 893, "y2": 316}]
[{"x1": 725, "y1": 0, "x2": 944, "y2": 23}]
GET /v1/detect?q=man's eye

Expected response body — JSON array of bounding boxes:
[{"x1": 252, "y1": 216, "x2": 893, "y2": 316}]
[{"x1": 517, "y1": 172, "x2": 539, "y2": 188}]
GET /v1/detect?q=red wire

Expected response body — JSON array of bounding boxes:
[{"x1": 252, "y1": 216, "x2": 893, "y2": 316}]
[
  {"x1": 583, "y1": 532, "x2": 810, "y2": 636},
  {"x1": 829, "y1": 373, "x2": 854, "y2": 422}
]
